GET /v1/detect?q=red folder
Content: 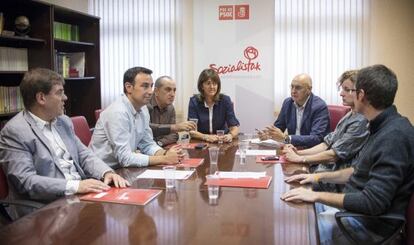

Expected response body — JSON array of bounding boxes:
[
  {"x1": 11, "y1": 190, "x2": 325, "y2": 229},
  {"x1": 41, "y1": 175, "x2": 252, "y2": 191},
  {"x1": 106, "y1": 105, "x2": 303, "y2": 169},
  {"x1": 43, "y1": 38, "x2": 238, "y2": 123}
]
[
  {"x1": 80, "y1": 188, "x2": 162, "y2": 206},
  {"x1": 256, "y1": 155, "x2": 288, "y2": 164},
  {"x1": 166, "y1": 143, "x2": 209, "y2": 150},
  {"x1": 177, "y1": 158, "x2": 204, "y2": 168},
  {"x1": 205, "y1": 176, "x2": 272, "y2": 189}
]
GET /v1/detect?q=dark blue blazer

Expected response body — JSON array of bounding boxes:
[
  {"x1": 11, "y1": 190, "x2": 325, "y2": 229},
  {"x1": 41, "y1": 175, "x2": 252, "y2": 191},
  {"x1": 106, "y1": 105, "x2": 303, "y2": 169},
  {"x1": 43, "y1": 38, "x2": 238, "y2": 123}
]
[
  {"x1": 188, "y1": 94, "x2": 240, "y2": 134},
  {"x1": 274, "y1": 93, "x2": 330, "y2": 148}
]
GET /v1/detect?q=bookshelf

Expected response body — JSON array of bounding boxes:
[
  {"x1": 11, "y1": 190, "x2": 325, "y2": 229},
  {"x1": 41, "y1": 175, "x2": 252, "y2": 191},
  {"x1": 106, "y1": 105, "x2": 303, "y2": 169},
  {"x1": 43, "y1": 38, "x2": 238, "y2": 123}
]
[
  {"x1": 0, "y1": 35, "x2": 46, "y2": 47},
  {"x1": 0, "y1": 0, "x2": 101, "y2": 127}
]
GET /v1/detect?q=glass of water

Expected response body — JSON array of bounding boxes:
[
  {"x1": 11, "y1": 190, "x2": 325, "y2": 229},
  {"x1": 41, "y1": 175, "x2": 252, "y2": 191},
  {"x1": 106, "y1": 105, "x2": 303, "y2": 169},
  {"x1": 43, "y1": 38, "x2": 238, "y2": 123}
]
[
  {"x1": 209, "y1": 146, "x2": 219, "y2": 165},
  {"x1": 216, "y1": 130, "x2": 225, "y2": 144},
  {"x1": 238, "y1": 141, "x2": 249, "y2": 163},
  {"x1": 163, "y1": 166, "x2": 176, "y2": 189},
  {"x1": 189, "y1": 118, "x2": 198, "y2": 131},
  {"x1": 206, "y1": 174, "x2": 219, "y2": 200}
]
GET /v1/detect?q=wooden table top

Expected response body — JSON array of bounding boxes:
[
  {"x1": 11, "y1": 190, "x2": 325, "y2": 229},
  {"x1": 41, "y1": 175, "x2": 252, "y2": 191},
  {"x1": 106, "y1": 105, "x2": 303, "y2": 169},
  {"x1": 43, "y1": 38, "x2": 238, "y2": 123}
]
[{"x1": 0, "y1": 140, "x2": 319, "y2": 245}]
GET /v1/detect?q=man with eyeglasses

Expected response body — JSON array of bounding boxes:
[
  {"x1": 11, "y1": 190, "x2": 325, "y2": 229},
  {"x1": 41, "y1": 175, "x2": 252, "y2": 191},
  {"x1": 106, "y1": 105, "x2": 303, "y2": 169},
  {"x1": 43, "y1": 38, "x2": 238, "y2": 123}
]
[
  {"x1": 281, "y1": 64, "x2": 414, "y2": 244},
  {"x1": 259, "y1": 73, "x2": 330, "y2": 148},
  {"x1": 0, "y1": 68, "x2": 129, "y2": 219},
  {"x1": 282, "y1": 70, "x2": 369, "y2": 192},
  {"x1": 89, "y1": 67, "x2": 184, "y2": 169}
]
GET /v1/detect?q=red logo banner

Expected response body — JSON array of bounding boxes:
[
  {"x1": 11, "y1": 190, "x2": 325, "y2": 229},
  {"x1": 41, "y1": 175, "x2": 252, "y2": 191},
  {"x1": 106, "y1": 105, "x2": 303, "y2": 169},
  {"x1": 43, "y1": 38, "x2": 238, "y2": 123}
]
[
  {"x1": 235, "y1": 5, "x2": 249, "y2": 20},
  {"x1": 219, "y1": 5, "x2": 233, "y2": 20},
  {"x1": 210, "y1": 46, "x2": 261, "y2": 75}
]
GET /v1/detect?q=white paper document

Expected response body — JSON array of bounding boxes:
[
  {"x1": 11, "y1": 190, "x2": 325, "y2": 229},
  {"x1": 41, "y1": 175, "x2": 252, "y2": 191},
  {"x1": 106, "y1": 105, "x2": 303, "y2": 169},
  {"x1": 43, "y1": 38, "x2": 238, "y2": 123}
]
[
  {"x1": 250, "y1": 138, "x2": 284, "y2": 148},
  {"x1": 215, "y1": 171, "x2": 267, "y2": 179},
  {"x1": 236, "y1": 149, "x2": 276, "y2": 156},
  {"x1": 136, "y1": 170, "x2": 195, "y2": 180}
]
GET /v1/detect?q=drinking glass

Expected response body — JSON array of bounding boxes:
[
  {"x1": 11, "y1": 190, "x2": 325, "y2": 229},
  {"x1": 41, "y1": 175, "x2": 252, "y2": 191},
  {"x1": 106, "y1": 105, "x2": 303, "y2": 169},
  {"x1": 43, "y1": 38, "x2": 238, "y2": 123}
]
[
  {"x1": 209, "y1": 146, "x2": 219, "y2": 165},
  {"x1": 163, "y1": 166, "x2": 176, "y2": 189},
  {"x1": 189, "y1": 118, "x2": 198, "y2": 131},
  {"x1": 206, "y1": 175, "x2": 219, "y2": 200},
  {"x1": 216, "y1": 130, "x2": 225, "y2": 144},
  {"x1": 238, "y1": 141, "x2": 249, "y2": 164}
]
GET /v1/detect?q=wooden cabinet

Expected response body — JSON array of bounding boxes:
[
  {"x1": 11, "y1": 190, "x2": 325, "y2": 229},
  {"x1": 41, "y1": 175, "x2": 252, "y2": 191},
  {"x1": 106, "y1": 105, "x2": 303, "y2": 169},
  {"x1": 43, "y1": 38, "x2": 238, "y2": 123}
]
[{"x1": 0, "y1": 0, "x2": 100, "y2": 127}]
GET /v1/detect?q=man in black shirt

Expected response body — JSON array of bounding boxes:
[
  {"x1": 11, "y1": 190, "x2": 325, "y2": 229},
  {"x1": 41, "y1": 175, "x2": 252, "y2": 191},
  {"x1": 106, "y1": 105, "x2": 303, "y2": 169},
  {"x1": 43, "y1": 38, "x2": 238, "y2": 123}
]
[{"x1": 281, "y1": 64, "x2": 414, "y2": 244}]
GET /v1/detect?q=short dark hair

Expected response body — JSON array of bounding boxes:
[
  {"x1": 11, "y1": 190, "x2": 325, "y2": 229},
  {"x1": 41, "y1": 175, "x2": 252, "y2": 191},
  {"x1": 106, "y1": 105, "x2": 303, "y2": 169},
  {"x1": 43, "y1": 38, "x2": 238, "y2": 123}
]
[
  {"x1": 337, "y1": 70, "x2": 358, "y2": 86},
  {"x1": 20, "y1": 68, "x2": 64, "y2": 109},
  {"x1": 356, "y1": 64, "x2": 398, "y2": 110},
  {"x1": 154, "y1": 75, "x2": 173, "y2": 89},
  {"x1": 123, "y1": 66, "x2": 153, "y2": 93},
  {"x1": 197, "y1": 68, "x2": 221, "y2": 101}
]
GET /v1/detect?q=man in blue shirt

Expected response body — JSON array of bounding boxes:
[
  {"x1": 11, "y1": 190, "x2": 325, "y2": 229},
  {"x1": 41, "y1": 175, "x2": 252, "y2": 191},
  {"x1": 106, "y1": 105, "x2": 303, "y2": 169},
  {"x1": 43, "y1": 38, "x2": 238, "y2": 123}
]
[
  {"x1": 90, "y1": 67, "x2": 184, "y2": 169},
  {"x1": 259, "y1": 73, "x2": 330, "y2": 148}
]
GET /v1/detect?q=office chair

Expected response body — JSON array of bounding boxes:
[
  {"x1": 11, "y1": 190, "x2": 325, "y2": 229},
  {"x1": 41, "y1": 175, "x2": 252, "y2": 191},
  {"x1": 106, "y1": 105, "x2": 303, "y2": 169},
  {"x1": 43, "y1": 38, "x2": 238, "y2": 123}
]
[
  {"x1": 0, "y1": 167, "x2": 44, "y2": 223},
  {"x1": 70, "y1": 116, "x2": 92, "y2": 146},
  {"x1": 327, "y1": 105, "x2": 351, "y2": 132},
  {"x1": 406, "y1": 194, "x2": 414, "y2": 245},
  {"x1": 335, "y1": 192, "x2": 414, "y2": 244}
]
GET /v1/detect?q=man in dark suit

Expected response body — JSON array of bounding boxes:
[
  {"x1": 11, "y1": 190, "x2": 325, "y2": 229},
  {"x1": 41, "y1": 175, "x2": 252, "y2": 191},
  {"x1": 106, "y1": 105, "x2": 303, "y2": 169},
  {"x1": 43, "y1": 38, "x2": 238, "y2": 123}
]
[
  {"x1": 259, "y1": 73, "x2": 330, "y2": 148},
  {"x1": 0, "y1": 68, "x2": 129, "y2": 219}
]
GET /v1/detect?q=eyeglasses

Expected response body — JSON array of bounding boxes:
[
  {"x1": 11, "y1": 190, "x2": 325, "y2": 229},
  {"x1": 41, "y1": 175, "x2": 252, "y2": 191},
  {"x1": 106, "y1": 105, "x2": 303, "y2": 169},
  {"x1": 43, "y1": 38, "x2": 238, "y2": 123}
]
[
  {"x1": 339, "y1": 87, "x2": 358, "y2": 94},
  {"x1": 291, "y1": 85, "x2": 304, "y2": 91}
]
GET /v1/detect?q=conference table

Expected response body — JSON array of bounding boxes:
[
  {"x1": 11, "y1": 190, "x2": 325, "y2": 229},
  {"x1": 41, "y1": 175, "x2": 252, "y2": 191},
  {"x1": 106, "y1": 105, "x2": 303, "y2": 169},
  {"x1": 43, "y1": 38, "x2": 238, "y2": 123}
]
[{"x1": 0, "y1": 140, "x2": 319, "y2": 245}]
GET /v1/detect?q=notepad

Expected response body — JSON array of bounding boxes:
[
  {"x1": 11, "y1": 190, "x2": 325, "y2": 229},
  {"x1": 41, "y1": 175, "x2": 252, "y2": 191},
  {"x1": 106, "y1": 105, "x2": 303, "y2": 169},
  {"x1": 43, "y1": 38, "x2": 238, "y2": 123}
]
[
  {"x1": 205, "y1": 172, "x2": 272, "y2": 189},
  {"x1": 166, "y1": 143, "x2": 209, "y2": 150},
  {"x1": 80, "y1": 188, "x2": 162, "y2": 206},
  {"x1": 215, "y1": 171, "x2": 267, "y2": 179},
  {"x1": 250, "y1": 138, "x2": 284, "y2": 148},
  {"x1": 236, "y1": 149, "x2": 276, "y2": 156},
  {"x1": 159, "y1": 158, "x2": 205, "y2": 168},
  {"x1": 136, "y1": 169, "x2": 195, "y2": 180},
  {"x1": 177, "y1": 158, "x2": 204, "y2": 168}
]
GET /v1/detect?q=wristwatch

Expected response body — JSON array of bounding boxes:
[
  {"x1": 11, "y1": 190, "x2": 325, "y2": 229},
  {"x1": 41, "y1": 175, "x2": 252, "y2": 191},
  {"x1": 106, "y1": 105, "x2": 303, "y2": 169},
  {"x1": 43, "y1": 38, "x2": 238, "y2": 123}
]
[
  {"x1": 157, "y1": 141, "x2": 163, "y2": 147},
  {"x1": 284, "y1": 135, "x2": 290, "y2": 144}
]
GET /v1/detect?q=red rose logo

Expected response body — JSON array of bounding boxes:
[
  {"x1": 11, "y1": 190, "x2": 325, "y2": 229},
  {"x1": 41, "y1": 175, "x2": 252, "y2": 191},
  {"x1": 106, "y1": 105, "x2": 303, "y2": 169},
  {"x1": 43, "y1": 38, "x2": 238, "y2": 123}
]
[{"x1": 244, "y1": 46, "x2": 259, "y2": 60}]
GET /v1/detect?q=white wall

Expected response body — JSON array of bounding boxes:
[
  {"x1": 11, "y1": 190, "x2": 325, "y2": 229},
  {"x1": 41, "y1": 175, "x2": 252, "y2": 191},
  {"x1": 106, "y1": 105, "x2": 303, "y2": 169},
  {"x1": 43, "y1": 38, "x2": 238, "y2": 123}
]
[
  {"x1": 42, "y1": 0, "x2": 89, "y2": 13},
  {"x1": 190, "y1": 0, "x2": 275, "y2": 133},
  {"x1": 184, "y1": 0, "x2": 414, "y2": 127},
  {"x1": 176, "y1": 0, "x2": 195, "y2": 123},
  {"x1": 48, "y1": 0, "x2": 414, "y2": 123}
]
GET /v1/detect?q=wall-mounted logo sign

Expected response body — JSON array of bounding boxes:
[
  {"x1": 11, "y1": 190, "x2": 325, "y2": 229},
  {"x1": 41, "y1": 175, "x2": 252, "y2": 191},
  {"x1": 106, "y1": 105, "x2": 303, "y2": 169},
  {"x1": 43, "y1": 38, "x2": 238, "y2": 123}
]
[
  {"x1": 235, "y1": 5, "x2": 249, "y2": 19},
  {"x1": 219, "y1": 4, "x2": 249, "y2": 20},
  {"x1": 210, "y1": 46, "x2": 261, "y2": 75},
  {"x1": 219, "y1": 5, "x2": 233, "y2": 20}
]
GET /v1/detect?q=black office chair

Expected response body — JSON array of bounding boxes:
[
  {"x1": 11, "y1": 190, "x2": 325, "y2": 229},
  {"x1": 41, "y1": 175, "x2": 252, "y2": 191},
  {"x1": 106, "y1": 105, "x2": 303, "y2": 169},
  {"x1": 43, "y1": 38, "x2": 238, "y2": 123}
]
[
  {"x1": 0, "y1": 167, "x2": 44, "y2": 224},
  {"x1": 335, "y1": 192, "x2": 414, "y2": 244}
]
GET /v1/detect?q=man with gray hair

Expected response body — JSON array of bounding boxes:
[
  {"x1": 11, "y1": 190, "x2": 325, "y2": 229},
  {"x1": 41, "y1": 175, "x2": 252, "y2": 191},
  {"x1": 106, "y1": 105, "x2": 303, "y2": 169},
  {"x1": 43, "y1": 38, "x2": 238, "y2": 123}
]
[{"x1": 147, "y1": 76, "x2": 196, "y2": 147}]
